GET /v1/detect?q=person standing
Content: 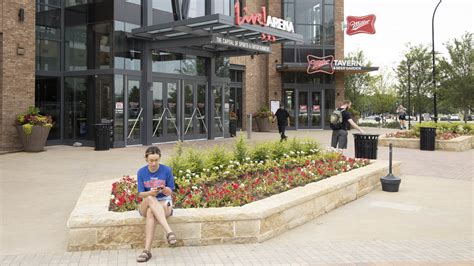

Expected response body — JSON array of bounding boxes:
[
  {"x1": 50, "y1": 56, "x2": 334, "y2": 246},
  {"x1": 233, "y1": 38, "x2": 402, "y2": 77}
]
[
  {"x1": 136, "y1": 146, "x2": 177, "y2": 263},
  {"x1": 273, "y1": 103, "x2": 291, "y2": 141},
  {"x1": 330, "y1": 100, "x2": 365, "y2": 150},
  {"x1": 396, "y1": 104, "x2": 407, "y2": 130}
]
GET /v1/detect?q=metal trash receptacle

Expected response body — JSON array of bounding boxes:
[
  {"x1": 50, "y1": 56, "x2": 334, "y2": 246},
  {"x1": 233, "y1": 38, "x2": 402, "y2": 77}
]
[
  {"x1": 420, "y1": 127, "x2": 436, "y2": 151},
  {"x1": 94, "y1": 123, "x2": 112, "y2": 151},
  {"x1": 353, "y1": 133, "x2": 379, "y2": 159}
]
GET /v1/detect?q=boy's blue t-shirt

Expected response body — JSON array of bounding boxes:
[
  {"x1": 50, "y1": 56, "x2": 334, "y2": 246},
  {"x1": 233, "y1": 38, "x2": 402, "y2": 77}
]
[{"x1": 137, "y1": 164, "x2": 175, "y2": 200}]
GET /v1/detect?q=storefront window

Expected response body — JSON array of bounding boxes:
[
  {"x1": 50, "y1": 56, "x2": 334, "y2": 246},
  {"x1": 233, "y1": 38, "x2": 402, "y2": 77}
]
[
  {"x1": 114, "y1": 21, "x2": 141, "y2": 70},
  {"x1": 65, "y1": 0, "x2": 87, "y2": 7},
  {"x1": 65, "y1": 25, "x2": 87, "y2": 71},
  {"x1": 114, "y1": 75, "x2": 125, "y2": 141},
  {"x1": 188, "y1": 0, "x2": 206, "y2": 17},
  {"x1": 213, "y1": 0, "x2": 232, "y2": 15},
  {"x1": 295, "y1": 0, "x2": 322, "y2": 25},
  {"x1": 92, "y1": 23, "x2": 113, "y2": 69},
  {"x1": 215, "y1": 57, "x2": 230, "y2": 78},
  {"x1": 325, "y1": 89, "x2": 335, "y2": 126},
  {"x1": 35, "y1": 77, "x2": 60, "y2": 140},
  {"x1": 64, "y1": 77, "x2": 89, "y2": 140},
  {"x1": 296, "y1": 24, "x2": 322, "y2": 45},
  {"x1": 94, "y1": 75, "x2": 114, "y2": 123},
  {"x1": 213, "y1": 86, "x2": 224, "y2": 137},
  {"x1": 152, "y1": 51, "x2": 183, "y2": 74},
  {"x1": 36, "y1": 39, "x2": 60, "y2": 71}
]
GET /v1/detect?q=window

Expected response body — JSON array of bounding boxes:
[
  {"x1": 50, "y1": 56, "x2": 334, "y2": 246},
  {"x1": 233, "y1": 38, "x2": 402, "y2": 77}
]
[{"x1": 36, "y1": 39, "x2": 60, "y2": 71}]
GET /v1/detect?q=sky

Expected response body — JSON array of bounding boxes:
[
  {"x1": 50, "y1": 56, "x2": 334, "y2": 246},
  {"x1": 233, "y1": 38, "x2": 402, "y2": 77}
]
[{"x1": 344, "y1": 0, "x2": 473, "y2": 73}]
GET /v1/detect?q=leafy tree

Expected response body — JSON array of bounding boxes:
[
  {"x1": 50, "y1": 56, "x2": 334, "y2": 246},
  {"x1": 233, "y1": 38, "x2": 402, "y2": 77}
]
[
  {"x1": 395, "y1": 44, "x2": 433, "y2": 120},
  {"x1": 344, "y1": 50, "x2": 375, "y2": 112},
  {"x1": 438, "y1": 32, "x2": 473, "y2": 122}
]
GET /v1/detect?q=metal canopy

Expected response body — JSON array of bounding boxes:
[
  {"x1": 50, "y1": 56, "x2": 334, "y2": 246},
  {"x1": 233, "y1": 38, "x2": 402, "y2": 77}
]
[{"x1": 132, "y1": 14, "x2": 304, "y2": 57}]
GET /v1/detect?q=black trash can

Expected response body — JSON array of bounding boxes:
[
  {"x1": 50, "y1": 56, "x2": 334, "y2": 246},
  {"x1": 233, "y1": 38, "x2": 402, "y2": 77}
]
[
  {"x1": 353, "y1": 133, "x2": 379, "y2": 159},
  {"x1": 420, "y1": 127, "x2": 436, "y2": 151},
  {"x1": 94, "y1": 123, "x2": 112, "y2": 151}
]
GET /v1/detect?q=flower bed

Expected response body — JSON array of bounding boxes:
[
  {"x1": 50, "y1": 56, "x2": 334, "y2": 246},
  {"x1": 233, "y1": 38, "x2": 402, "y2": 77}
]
[
  {"x1": 109, "y1": 137, "x2": 369, "y2": 211},
  {"x1": 68, "y1": 160, "x2": 400, "y2": 251}
]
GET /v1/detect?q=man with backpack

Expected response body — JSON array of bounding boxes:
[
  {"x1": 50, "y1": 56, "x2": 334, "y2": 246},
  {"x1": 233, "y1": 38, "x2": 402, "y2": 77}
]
[{"x1": 330, "y1": 100, "x2": 365, "y2": 150}]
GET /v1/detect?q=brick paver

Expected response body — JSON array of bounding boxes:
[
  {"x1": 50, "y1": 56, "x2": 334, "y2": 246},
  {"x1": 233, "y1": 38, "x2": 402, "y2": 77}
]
[
  {"x1": 1, "y1": 128, "x2": 473, "y2": 265},
  {"x1": 0, "y1": 239, "x2": 472, "y2": 265}
]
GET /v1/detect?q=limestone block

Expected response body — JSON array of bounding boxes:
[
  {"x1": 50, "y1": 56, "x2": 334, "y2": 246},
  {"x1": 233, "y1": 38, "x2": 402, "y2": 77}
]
[
  {"x1": 223, "y1": 236, "x2": 257, "y2": 244},
  {"x1": 68, "y1": 228, "x2": 98, "y2": 247},
  {"x1": 281, "y1": 200, "x2": 314, "y2": 225},
  {"x1": 260, "y1": 212, "x2": 284, "y2": 234},
  {"x1": 169, "y1": 222, "x2": 201, "y2": 239},
  {"x1": 234, "y1": 220, "x2": 260, "y2": 237},
  {"x1": 97, "y1": 225, "x2": 144, "y2": 245},
  {"x1": 201, "y1": 221, "x2": 233, "y2": 238},
  {"x1": 200, "y1": 238, "x2": 223, "y2": 245}
]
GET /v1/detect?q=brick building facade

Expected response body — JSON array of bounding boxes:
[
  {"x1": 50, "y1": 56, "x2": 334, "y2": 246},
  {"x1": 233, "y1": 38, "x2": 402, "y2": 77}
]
[
  {"x1": 0, "y1": 1, "x2": 36, "y2": 153},
  {"x1": 0, "y1": 0, "x2": 350, "y2": 152}
]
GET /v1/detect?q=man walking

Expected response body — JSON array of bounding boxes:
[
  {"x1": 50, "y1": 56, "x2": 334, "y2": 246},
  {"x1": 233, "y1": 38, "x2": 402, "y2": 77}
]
[
  {"x1": 330, "y1": 100, "x2": 365, "y2": 150},
  {"x1": 273, "y1": 103, "x2": 290, "y2": 141}
]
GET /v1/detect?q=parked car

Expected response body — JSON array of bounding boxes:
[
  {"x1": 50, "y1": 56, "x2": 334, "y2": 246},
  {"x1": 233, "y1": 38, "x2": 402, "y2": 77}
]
[{"x1": 449, "y1": 115, "x2": 460, "y2": 121}]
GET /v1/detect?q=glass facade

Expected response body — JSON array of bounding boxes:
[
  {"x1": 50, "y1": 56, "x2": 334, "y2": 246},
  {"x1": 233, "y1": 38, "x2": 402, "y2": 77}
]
[
  {"x1": 283, "y1": 0, "x2": 336, "y2": 129},
  {"x1": 33, "y1": 0, "x2": 326, "y2": 146}
]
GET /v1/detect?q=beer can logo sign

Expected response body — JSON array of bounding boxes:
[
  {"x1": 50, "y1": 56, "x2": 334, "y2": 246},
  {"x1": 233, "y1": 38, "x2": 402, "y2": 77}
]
[{"x1": 346, "y1": 14, "x2": 376, "y2": 35}]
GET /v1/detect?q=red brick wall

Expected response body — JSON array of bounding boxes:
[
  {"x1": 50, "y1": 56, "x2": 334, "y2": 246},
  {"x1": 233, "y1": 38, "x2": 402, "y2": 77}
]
[
  {"x1": 335, "y1": 0, "x2": 345, "y2": 107},
  {"x1": 0, "y1": 0, "x2": 35, "y2": 153}
]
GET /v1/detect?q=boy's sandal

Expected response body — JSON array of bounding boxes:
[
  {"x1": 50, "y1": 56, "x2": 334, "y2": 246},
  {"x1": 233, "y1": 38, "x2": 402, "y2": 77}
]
[
  {"x1": 137, "y1": 249, "x2": 152, "y2": 263},
  {"x1": 166, "y1": 232, "x2": 177, "y2": 245}
]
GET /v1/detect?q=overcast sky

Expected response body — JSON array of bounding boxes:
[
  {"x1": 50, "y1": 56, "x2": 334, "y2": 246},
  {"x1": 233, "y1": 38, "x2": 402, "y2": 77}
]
[{"x1": 344, "y1": 0, "x2": 473, "y2": 72}]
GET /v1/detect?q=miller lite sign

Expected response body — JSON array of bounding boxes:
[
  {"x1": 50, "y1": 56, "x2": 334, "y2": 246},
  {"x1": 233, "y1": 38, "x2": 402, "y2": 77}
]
[
  {"x1": 346, "y1": 14, "x2": 376, "y2": 35},
  {"x1": 307, "y1": 55, "x2": 335, "y2": 75}
]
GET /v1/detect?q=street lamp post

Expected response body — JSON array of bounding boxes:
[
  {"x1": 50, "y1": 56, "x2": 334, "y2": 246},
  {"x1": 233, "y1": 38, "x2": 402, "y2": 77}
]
[
  {"x1": 407, "y1": 59, "x2": 411, "y2": 129},
  {"x1": 432, "y1": 0, "x2": 442, "y2": 122}
]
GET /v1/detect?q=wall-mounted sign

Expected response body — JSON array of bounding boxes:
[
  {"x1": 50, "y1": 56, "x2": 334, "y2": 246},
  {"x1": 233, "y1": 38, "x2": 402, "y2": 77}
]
[
  {"x1": 234, "y1": 2, "x2": 294, "y2": 42},
  {"x1": 307, "y1": 55, "x2": 335, "y2": 74},
  {"x1": 212, "y1": 35, "x2": 271, "y2": 53},
  {"x1": 346, "y1": 14, "x2": 376, "y2": 35},
  {"x1": 307, "y1": 55, "x2": 364, "y2": 74}
]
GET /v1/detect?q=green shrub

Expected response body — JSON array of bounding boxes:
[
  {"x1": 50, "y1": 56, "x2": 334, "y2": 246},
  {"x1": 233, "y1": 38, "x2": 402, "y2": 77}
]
[
  {"x1": 251, "y1": 142, "x2": 271, "y2": 162},
  {"x1": 205, "y1": 145, "x2": 232, "y2": 170},
  {"x1": 233, "y1": 135, "x2": 249, "y2": 163}
]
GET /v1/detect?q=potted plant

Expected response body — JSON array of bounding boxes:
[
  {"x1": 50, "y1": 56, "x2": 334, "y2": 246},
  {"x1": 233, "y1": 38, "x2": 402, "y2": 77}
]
[
  {"x1": 253, "y1": 106, "x2": 273, "y2": 132},
  {"x1": 229, "y1": 111, "x2": 238, "y2": 137},
  {"x1": 15, "y1": 106, "x2": 53, "y2": 152}
]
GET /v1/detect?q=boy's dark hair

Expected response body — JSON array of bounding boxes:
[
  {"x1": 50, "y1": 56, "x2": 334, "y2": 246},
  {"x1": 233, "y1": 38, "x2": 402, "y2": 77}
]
[{"x1": 145, "y1": 146, "x2": 161, "y2": 158}]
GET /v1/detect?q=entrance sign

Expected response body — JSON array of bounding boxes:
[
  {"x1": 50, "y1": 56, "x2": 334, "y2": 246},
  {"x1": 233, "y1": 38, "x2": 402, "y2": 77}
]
[
  {"x1": 212, "y1": 35, "x2": 271, "y2": 53},
  {"x1": 346, "y1": 14, "x2": 376, "y2": 35},
  {"x1": 307, "y1": 55, "x2": 364, "y2": 74},
  {"x1": 234, "y1": 2, "x2": 294, "y2": 33},
  {"x1": 234, "y1": 2, "x2": 294, "y2": 42}
]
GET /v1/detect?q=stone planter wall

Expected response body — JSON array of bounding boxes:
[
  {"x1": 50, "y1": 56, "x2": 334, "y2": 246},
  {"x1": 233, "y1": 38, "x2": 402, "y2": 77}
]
[
  {"x1": 67, "y1": 160, "x2": 401, "y2": 251},
  {"x1": 379, "y1": 135, "x2": 473, "y2": 151}
]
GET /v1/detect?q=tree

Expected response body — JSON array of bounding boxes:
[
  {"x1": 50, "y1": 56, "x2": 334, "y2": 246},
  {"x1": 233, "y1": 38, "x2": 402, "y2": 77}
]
[
  {"x1": 370, "y1": 69, "x2": 398, "y2": 114},
  {"x1": 395, "y1": 44, "x2": 433, "y2": 121},
  {"x1": 344, "y1": 50, "x2": 375, "y2": 114},
  {"x1": 438, "y1": 32, "x2": 473, "y2": 122}
]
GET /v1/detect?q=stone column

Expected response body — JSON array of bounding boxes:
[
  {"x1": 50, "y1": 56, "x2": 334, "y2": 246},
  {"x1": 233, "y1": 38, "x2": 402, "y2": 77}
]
[{"x1": 0, "y1": 0, "x2": 36, "y2": 153}]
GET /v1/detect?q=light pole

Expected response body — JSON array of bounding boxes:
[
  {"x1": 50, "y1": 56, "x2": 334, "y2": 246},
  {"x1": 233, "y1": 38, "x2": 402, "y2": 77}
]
[
  {"x1": 407, "y1": 59, "x2": 411, "y2": 129},
  {"x1": 432, "y1": 0, "x2": 442, "y2": 122}
]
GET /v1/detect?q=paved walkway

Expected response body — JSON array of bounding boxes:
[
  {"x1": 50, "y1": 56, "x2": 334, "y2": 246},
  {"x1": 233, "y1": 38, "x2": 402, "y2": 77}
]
[{"x1": 1, "y1": 128, "x2": 473, "y2": 265}]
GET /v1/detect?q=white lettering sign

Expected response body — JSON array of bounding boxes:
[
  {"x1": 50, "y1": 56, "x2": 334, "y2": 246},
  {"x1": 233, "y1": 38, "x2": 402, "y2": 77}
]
[{"x1": 266, "y1": 16, "x2": 295, "y2": 33}]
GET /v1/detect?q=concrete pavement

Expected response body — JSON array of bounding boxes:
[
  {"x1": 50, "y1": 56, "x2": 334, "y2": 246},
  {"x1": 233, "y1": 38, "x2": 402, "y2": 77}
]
[{"x1": 0, "y1": 128, "x2": 473, "y2": 264}]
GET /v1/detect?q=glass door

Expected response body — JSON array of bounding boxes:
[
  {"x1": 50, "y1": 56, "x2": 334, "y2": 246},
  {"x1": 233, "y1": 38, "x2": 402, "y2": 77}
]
[
  {"x1": 298, "y1": 91, "x2": 309, "y2": 129},
  {"x1": 297, "y1": 90, "x2": 322, "y2": 129},
  {"x1": 151, "y1": 79, "x2": 180, "y2": 142},
  {"x1": 183, "y1": 82, "x2": 207, "y2": 140},
  {"x1": 126, "y1": 78, "x2": 142, "y2": 145},
  {"x1": 310, "y1": 91, "x2": 322, "y2": 128}
]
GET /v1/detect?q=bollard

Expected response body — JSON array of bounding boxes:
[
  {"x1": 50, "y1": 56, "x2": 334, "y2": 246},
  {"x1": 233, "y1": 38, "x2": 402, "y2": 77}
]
[
  {"x1": 247, "y1": 114, "x2": 252, "y2": 139},
  {"x1": 380, "y1": 143, "x2": 401, "y2": 192}
]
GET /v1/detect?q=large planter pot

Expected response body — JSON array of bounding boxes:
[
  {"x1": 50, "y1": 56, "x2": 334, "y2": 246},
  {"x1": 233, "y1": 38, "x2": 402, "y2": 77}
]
[
  {"x1": 16, "y1": 125, "x2": 51, "y2": 152},
  {"x1": 255, "y1": 117, "x2": 271, "y2": 132}
]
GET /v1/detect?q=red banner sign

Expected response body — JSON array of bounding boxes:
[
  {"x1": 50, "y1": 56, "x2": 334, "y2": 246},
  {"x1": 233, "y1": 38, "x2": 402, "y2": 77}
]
[
  {"x1": 346, "y1": 14, "x2": 376, "y2": 35},
  {"x1": 307, "y1": 55, "x2": 334, "y2": 74}
]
